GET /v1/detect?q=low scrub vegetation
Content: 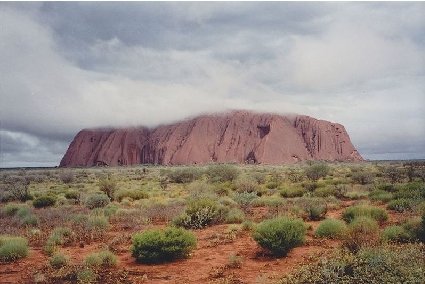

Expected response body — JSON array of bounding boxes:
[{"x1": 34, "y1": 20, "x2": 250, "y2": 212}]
[
  {"x1": 253, "y1": 217, "x2": 306, "y2": 256},
  {"x1": 0, "y1": 162, "x2": 424, "y2": 282},
  {"x1": 342, "y1": 205, "x2": 388, "y2": 224},
  {"x1": 315, "y1": 218, "x2": 347, "y2": 239},
  {"x1": 0, "y1": 235, "x2": 29, "y2": 262},
  {"x1": 131, "y1": 227, "x2": 196, "y2": 264}
]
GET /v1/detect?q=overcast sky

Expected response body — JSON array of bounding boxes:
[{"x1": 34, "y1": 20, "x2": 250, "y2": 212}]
[{"x1": 0, "y1": 2, "x2": 424, "y2": 167}]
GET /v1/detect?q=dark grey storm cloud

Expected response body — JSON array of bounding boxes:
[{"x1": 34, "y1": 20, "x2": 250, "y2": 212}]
[{"x1": 0, "y1": 2, "x2": 424, "y2": 167}]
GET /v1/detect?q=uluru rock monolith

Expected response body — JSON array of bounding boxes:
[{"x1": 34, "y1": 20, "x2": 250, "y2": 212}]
[{"x1": 59, "y1": 111, "x2": 363, "y2": 167}]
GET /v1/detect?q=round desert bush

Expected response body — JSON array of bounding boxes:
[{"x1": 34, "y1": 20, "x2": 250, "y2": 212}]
[
  {"x1": 253, "y1": 217, "x2": 306, "y2": 257},
  {"x1": 2, "y1": 203, "x2": 22, "y2": 216},
  {"x1": 343, "y1": 217, "x2": 379, "y2": 252},
  {"x1": 16, "y1": 206, "x2": 31, "y2": 218},
  {"x1": 206, "y1": 164, "x2": 239, "y2": 183},
  {"x1": 84, "y1": 250, "x2": 117, "y2": 267},
  {"x1": 87, "y1": 215, "x2": 109, "y2": 232},
  {"x1": 387, "y1": 198, "x2": 413, "y2": 212},
  {"x1": 305, "y1": 163, "x2": 330, "y2": 181},
  {"x1": 33, "y1": 195, "x2": 56, "y2": 208},
  {"x1": 64, "y1": 191, "x2": 79, "y2": 200},
  {"x1": 85, "y1": 194, "x2": 110, "y2": 209},
  {"x1": 300, "y1": 198, "x2": 327, "y2": 221},
  {"x1": 351, "y1": 171, "x2": 374, "y2": 185},
  {"x1": 77, "y1": 267, "x2": 97, "y2": 283},
  {"x1": 115, "y1": 189, "x2": 149, "y2": 202},
  {"x1": 235, "y1": 176, "x2": 260, "y2": 194},
  {"x1": 315, "y1": 219, "x2": 347, "y2": 239},
  {"x1": 21, "y1": 214, "x2": 38, "y2": 227},
  {"x1": 173, "y1": 198, "x2": 223, "y2": 229},
  {"x1": 279, "y1": 186, "x2": 305, "y2": 198},
  {"x1": 382, "y1": 225, "x2": 412, "y2": 243},
  {"x1": 0, "y1": 236, "x2": 29, "y2": 262},
  {"x1": 266, "y1": 181, "x2": 279, "y2": 189},
  {"x1": 225, "y1": 208, "x2": 245, "y2": 224},
  {"x1": 369, "y1": 190, "x2": 393, "y2": 202},
  {"x1": 49, "y1": 253, "x2": 68, "y2": 269},
  {"x1": 167, "y1": 167, "x2": 202, "y2": 183},
  {"x1": 131, "y1": 227, "x2": 196, "y2": 264},
  {"x1": 342, "y1": 205, "x2": 388, "y2": 224}
]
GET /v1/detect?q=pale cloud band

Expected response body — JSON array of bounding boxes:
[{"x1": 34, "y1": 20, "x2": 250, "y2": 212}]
[{"x1": 0, "y1": 2, "x2": 424, "y2": 167}]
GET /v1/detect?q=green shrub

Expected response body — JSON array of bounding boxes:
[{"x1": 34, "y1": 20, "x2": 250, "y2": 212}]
[
  {"x1": 21, "y1": 214, "x2": 38, "y2": 227},
  {"x1": 313, "y1": 186, "x2": 336, "y2": 197},
  {"x1": 225, "y1": 208, "x2": 245, "y2": 224},
  {"x1": 280, "y1": 187, "x2": 305, "y2": 198},
  {"x1": 351, "y1": 171, "x2": 374, "y2": 185},
  {"x1": 87, "y1": 215, "x2": 109, "y2": 232},
  {"x1": 233, "y1": 191, "x2": 258, "y2": 208},
  {"x1": 43, "y1": 227, "x2": 73, "y2": 255},
  {"x1": 280, "y1": 244, "x2": 425, "y2": 283},
  {"x1": 85, "y1": 194, "x2": 110, "y2": 209},
  {"x1": 376, "y1": 183, "x2": 396, "y2": 192},
  {"x1": 2, "y1": 203, "x2": 22, "y2": 216},
  {"x1": 84, "y1": 250, "x2": 117, "y2": 267},
  {"x1": 98, "y1": 177, "x2": 117, "y2": 200},
  {"x1": 253, "y1": 217, "x2": 306, "y2": 257},
  {"x1": 369, "y1": 190, "x2": 393, "y2": 202},
  {"x1": 342, "y1": 205, "x2": 388, "y2": 224},
  {"x1": 167, "y1": 167, "x2": 202, "y2": 183},
  {"x1": 0, "y1": 236, "x2": 29, "y2": 262},
  {"x1": 305, "y1": 164, "x2": 330, "y2": 181},
  {"x1": 315, "y1": 219, "x2": 347, "y2": 239},
  {"x1": 387, "y1": 198, "x2": 413, "y2": 212},
  {"x1": 173, "y1": 198, "x2": 224, "y2": 229},
  {"x1": 16, "y1": 206, "x2": 31, "y2": 218},
  {"x1": 235, "y1": 176, "x2": 259, "y2": 193},
  {"x1": 206, "y1": 164, "x2": 239, "y2": 183},
  {"x1": 64, "y1": 191, "x2": 79, "y2": 200},
  {"x1": 49, "y1": 253, "x2": 68, "y2": 268},
  {"x1": 300, "y1": 198, "x2": 327, "y2": 221},
  {"x1": 343, "y1": 217, "x2": 379, "y2": 252},
  {"x1": 131, "y1": 227, "x2": 196, "y2": 264},
  {"x1": 381, "y1": 225, "x2": 412, "y2": 243},
  {"x1": 33, "y1": 195, "x2": 56, "y2": 208},
  {"x1": 302, "y1": 182, "x2": 318, "y2": 192},
  {"x1": 77, "y1": 267, "x2": 96, "y2": 283},
  {"x1": 266, "y1": 181, "x2": 279, "y2": 189},
  {"x1": 115, "y1": 189, "x2": 149, "y2": 202}
]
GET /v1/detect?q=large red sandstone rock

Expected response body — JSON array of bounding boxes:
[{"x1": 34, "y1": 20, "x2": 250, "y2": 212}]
[{"x1": 59, "y1": 111, "x2": 363, "y2": 167}]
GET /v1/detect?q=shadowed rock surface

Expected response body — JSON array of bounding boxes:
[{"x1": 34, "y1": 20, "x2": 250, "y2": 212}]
[{"x1": 60, "y1": 111, "x2": 363, "y2": 167}]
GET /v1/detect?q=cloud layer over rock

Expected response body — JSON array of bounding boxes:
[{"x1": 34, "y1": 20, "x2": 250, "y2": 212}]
[{"x1": 0, "y1": 2, "x2": 424, "y2": 167}]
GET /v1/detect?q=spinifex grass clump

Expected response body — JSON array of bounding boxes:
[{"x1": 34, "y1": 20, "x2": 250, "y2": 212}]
[
  {"x1": 342, "y1": 205, "x2": 388, "y2": 224},
  {"x1": 49, "y1": 253, "x2": 69, "y2": 269},
  {"x1": 84, "y1": 250, "x2": 117, "y2": 267},
  {"x1": 253, "y1": 217, "x2": 306, "y2": 257},
  {"x1": 381, "y1": 225, "x2": 412, "y2": 243},
  {"x1": 131, "y1": 227, "x2": 196, "y2": 264},
  {"x1": 280, "y1": 244, "x2": 425, "y2": 284},
  {"x1": 315, "y1": 219, "x2": 347, "y2": 239},
  {"x1": 173, "y1": 198, "x2": 225, "y2": 229},
  {"x1": 33, "y1": 195, "x2": 56, "y2": 208},
  {"x1": 343, "y1": 217, "x2": 380, "y2": 252},
  {"x1": 0, "y1": 235, "x2": 29, "y2": 262}
]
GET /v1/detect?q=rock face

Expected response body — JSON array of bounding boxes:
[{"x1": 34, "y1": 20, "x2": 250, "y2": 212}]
[{"x1": 60, "y1": 111, "x2": 363, "y2": 167}]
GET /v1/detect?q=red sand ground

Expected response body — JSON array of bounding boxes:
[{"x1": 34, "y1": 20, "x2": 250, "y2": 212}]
[{"x1": 0, "y1": 201, "x2": 404, "y2": 284}]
